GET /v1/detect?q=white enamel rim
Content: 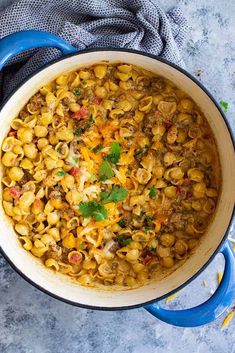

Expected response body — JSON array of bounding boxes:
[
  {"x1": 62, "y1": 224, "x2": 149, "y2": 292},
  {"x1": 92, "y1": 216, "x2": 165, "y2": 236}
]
[{"x1": 0, "y1": 49, "x2": 234, "y2": 309}]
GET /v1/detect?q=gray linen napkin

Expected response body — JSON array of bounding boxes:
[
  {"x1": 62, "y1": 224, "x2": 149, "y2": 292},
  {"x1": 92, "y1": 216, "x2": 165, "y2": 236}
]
[{"x1": 0, "y1": 0, "x2": 188, "y2": 98}]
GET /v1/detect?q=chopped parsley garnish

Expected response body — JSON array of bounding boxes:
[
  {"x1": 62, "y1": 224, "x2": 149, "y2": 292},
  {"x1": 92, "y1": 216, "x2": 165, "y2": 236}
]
[
  {"x1": 79, "y1": 201, "x2": 107, "y2": 221},
  {"x1": 144, "y1": 215, "x2": 154, "y2": 230},
  {"x1": 93, "y1": 144, "x2": 103, "y2": 154},
  {"x1": 84, "y1": 122, "x2": 91, "y2": 130},
  {"x1": 220, "y1": 100, "x2": 229, "y2": 113},
  {"x1": 56, "y1": 170, "x2": 67, "y2": 177},
  {"x1": 149, "y1": 186, "x2": 157, "y2": 199},
  {"x1": 134, "y1": 145, "x2": 148, "y2": 158},
  {"x1": 106, "y1": 142, "x2": 121, "y2": 164},
  {"x1": 140, "y1": 210, "x2": 146, "y2": 217},
  {"x1": 118, "y1": 219, "x2": 127, "y2": 228},
  {"x1": 117, "y1": 235, "x2": 132, "y2": 246},
  {"x1": 146, "y1": 214, "x2": 154, "y2": 222},
  {"x1": 89, "y1": 114, "x2": 96, "y2": 123},
  {"x1": 79, "y1": 243, "x2": 84, "y2": 249},
  {"x1": 73, "y1": 88, "x2": 81, "y2": 96},
  {"x1": 99, "y1": 160, "x2": 114, "y2": 181},
  {"x1": 150, "y1": 246, "x2": 157, "y2": 251},
  {"x1": 75, "y1": 127, "x2": 83, "y2": 136},
  {"x1": 100, "y1": 186, "x2": 128, "y2": 203},
  {"x1": 75, "y1": 121, "x2": 91, "y2": 137}
]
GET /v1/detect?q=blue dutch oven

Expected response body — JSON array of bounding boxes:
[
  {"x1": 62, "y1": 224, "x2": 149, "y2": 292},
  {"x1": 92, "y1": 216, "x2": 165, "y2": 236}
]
[{"x1": 0, "y1": 30, "x2": 234, "y2": 327}]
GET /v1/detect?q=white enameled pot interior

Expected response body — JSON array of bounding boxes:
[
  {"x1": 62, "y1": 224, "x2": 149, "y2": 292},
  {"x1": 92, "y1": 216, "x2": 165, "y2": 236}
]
[{"x1": 0, "y1": 51, "x2": 234, "y2": 308}]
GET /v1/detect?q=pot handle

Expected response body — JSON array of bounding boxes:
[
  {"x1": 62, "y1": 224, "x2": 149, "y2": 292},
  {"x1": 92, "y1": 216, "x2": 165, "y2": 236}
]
[
  {"x1": 0, "y1": 30, "x2": 77, "y2": 70},
  {"x1": 145, "y1": 241, "x2": 235, "y2": 327}
]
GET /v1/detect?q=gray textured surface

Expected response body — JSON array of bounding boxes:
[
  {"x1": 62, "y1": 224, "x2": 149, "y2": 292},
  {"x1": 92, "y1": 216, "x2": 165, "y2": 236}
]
[{"x1": 0, "y1": 0, "x2": 235, "y2": 352}]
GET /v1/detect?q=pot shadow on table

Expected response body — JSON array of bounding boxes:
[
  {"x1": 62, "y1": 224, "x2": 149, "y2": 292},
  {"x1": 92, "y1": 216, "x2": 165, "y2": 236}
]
[{"x1": 0, "y1": 251, "x2": 233, "y2": 353}]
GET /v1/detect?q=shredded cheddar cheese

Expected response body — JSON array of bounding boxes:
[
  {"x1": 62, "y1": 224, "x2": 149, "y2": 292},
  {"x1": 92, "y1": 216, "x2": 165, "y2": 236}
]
[
  {"x1": 221, "y1": 311, "x2": 234, "y2": 329},
  {"x1": 165, "y1": 291, "x2": 180, "y2": 303},
  {"x1": 217, "y1": 272, "x2": 223, "y2": 284}
]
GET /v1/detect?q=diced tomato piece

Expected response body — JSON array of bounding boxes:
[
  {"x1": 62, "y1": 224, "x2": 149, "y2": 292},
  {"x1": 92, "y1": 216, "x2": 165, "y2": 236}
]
[
  {"x1": 164, "y1": 119, "x2": 172, "y2": 130},
  {"x1": 94, "y1": 96, "x2": 102, "y2": 105},
  {"x1": 183, "y1": 178, "x2": 190, "y2": 186},
  {"x1": 8, "y1": 130, "x2": 17, "y2": 137},
  {"x1": 143, "y1": 254, "x2": 154, "y2": 266},
  {"x1": 9, "y1": 187, "x2": 21, "y2": 200},
  {"x1": 186, "y1": 191, "x2": 192, "y2": 199},
  {"x1": 71, "y1": 106, "x2": 89, "y2": 120},
  {"x1": 69, "y1": 253, "x2": 82, "y2": 264},
  {"x1": 69, "y1": 166, "x2": 81, "y2": 178},
  {"x1": 154, "y1": 111, "x2": 162, "y2": 118},
  {"x1": 176, "y1": 186, "x2": 182, "y2": 194},
  {"x1": 156, "y1": 212, "x2": 169, "y2": 225}
]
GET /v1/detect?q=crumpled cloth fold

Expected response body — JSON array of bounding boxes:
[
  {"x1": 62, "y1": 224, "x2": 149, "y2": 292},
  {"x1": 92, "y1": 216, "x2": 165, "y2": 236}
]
[{"x1": 0, "y1": 0, "x2": 188, "y2": 97}]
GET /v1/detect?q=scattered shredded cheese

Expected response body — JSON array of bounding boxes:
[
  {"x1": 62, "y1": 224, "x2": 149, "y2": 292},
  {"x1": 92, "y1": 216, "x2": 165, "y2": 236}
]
[
  {"x1": 217, "y1": 272, "x2": 223, "y2": 284},
  {"x1": 165, "y1": 291, "x2": 180, "y2": 303},
  {"x1": 113, "y1": 166, "x2": 127, "y2": 185},
  {"x1": 95, "y1": 217, "x2": 121, "y2": 228},
  {"x1": 80, "y1": 226, "x2": 96, "y2": 236},
  {"x1": 78, "y1": 166, "x2": 90, "y2": 191},
  {"x1": 80, "y1": 146, "x2": 93, "y2": 173},
  {"x1": 221, "y1": 311, "x2": 234, "y2": 329},
  {"x1": 84, "y1": 185, "x2": 101, "y2": 198}
]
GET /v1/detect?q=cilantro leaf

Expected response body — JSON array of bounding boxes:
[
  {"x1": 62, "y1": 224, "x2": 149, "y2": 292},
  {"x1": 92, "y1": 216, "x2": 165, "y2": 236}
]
[
  {"x1": 93, "y1": 210, "x2": 107, "y2": 221},
  {"x1": 56, "y1": 170, "x2": 67, "y2": 177},
  {"x1": 93, "y1": 144, "x2": 103, "y2": 154},
  {"x1": 106, "y1": 142, "x2": 121, "y2": 164},
  {"x1": 79, "y1": 201, "x2": 107, "y2": 221},
  {"x1": 117, "y1": 235, "x2": 132, "y2": 246},
  {"x1": 220, "y1": 100, "x2": 229, "y2": 113},
  {"x1": 100, "y1": 186, "x2": 128, "y2": 203},
  {"x1": 100, "y1": 191, "x2": 110, "y2": 200},
  {"x1": 73, "y1": 88, "x2": 81, "y2": 96},
  {"x1": 79, "y1": 243, "x2": 84, "y2": 249},
  {"x1": 149, "y1": 186, "x2": 157, "y2": 199},
  {"x1": 99, "y1": 160, "x2": 114, "y2": 181}
]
